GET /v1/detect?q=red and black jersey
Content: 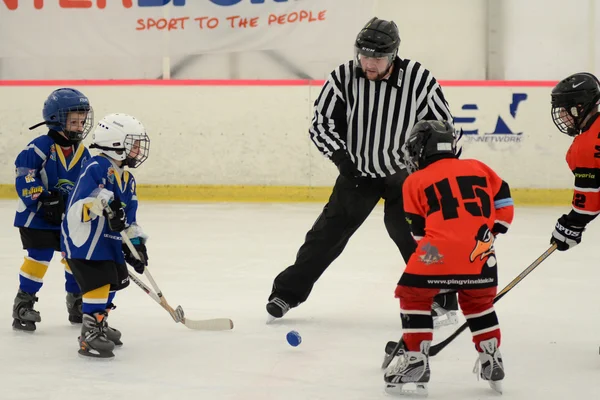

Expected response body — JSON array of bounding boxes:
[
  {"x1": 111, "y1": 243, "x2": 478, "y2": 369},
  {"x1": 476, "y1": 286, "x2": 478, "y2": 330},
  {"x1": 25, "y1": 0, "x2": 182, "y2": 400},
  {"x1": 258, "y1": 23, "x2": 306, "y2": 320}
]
[
  {"x1": 400, "y1": 158, "x2": 514, "y2": 288},
  {"x1": 565, "y1": 116, "x2": 600, "y2": 225}
]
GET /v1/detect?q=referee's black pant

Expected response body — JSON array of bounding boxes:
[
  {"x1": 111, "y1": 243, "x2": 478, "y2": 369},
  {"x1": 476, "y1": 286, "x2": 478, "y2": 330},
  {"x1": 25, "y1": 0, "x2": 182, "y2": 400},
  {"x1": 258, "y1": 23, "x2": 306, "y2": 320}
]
[
  {"x1": 270, "y1": 172, "x2": 457, "y2": 311},
  {"x1": 270, "y1": 171, "x2": 423, "y2": 306}
]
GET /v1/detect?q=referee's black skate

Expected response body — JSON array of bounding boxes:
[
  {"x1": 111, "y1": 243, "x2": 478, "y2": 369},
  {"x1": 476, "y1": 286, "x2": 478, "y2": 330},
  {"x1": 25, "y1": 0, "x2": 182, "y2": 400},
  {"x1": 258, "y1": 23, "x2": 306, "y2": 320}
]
[
  {"x1": 12, "y1": 290, "x2": 41, "y2": 332},
  {"x1": 78, "y1": 312, "x2": 115, "y2": 359},
  {"x1": 266, "y1": 297, "x2": 291, "y2": 323}
]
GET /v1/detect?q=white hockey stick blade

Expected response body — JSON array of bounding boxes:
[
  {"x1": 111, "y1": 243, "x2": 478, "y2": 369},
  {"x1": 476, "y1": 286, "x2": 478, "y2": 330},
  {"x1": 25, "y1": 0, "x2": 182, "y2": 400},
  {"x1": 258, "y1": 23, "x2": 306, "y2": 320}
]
[{"x1": 183, "y1": 317, "x2": 234, "y2": 331}]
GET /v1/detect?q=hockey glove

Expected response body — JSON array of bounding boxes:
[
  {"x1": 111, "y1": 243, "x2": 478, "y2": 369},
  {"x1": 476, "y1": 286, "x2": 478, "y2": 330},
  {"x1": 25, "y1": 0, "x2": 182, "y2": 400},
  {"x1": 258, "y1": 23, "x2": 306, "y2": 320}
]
[
  {"x1": 123, "y1": 238, "x2": 148, "y2": 274},
  {"x1": 551, "y1": 214, "x2": 584, "y2": 251},
  {"x1": 104, "y1": 200, "x2": 127, "y2": 232},
  {"x1": 331, "y1": 150, "x2": 366, "y2": 186},
  {"x1": 40, "y1": 190, "x2": 64, "y2": 225}
]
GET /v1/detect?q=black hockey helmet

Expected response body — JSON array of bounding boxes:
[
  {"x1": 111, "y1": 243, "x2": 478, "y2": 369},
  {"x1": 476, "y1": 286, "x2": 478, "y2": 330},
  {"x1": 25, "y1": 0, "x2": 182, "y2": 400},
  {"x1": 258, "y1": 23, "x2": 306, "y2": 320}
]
[
  {"x1": 551, "y1": 72, "x2": 600, "y2": 136},
  {"x1": 354, "y1": 17, "x2": 400, "y2": 65},
  {"x1": 402, "y1": 120, "x2": 457, "y2": 173}
]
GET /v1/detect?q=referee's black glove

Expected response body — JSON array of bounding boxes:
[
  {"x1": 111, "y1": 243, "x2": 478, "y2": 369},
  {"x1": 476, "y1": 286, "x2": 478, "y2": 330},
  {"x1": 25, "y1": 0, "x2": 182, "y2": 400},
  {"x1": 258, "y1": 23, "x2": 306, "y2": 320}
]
[{"x1": 331, "y1": 150, "x2": 364, "y2": 185}]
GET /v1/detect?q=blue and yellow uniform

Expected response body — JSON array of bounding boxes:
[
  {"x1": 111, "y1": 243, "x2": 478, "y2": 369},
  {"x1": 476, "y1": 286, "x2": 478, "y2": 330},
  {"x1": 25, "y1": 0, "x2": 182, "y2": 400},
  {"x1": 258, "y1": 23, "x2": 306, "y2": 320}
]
[
  {"x1": 12, "y1": 88, "x2": 94, "y2": 332},
  {"x1": 14, "y1": 133, "x2": 90, "y2": 292},
  {"x1": 15, "y1": 134, "x2": 90, "y2": 230},
  {"x1": 62, "y1": 155, "x2": 138, "y2": 263},
  {"x1": 60, "y1": 112, "x2": 150, "y2": 359},
  {"x1": 62, "y1": 155, "x2": 139, "y2": 318}
]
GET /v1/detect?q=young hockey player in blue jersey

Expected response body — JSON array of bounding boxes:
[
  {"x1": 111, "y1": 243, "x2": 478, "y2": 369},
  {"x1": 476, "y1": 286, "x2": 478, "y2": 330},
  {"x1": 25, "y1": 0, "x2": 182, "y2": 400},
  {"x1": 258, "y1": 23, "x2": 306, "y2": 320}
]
[
  {"x1": 12, "y1": 88, "x2": 94, "y2": 331},
  {"x1": 62, "y1": 113, "x2": 150, "y2": 358}
]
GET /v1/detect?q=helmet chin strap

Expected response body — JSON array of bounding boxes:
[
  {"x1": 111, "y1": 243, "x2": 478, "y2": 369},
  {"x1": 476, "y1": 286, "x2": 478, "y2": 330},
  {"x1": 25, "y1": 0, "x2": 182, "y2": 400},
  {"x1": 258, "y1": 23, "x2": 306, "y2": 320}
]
[
  {"x1": 90, "y1": 143, "x2": 120, "y2": 152},
  {"x1": 90, "y1": 143, "x2": 126, "y2": 160},
  {"x1": 93, "y1": 146, "x2": 136, "y2": 168}
]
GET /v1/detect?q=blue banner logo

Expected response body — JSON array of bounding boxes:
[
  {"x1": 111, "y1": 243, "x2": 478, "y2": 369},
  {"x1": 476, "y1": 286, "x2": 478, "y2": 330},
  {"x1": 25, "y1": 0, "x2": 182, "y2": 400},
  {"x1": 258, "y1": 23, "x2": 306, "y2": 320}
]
[{"x1": 455, "y1": 93, "x2": 528, "y2": 143}]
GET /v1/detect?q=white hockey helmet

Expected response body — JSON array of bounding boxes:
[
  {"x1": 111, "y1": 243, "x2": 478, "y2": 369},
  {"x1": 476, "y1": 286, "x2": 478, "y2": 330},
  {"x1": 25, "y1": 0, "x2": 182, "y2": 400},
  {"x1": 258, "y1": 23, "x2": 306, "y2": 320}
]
[{"x1": 90, "y1": 113, "x2": 150, "y2": 168}]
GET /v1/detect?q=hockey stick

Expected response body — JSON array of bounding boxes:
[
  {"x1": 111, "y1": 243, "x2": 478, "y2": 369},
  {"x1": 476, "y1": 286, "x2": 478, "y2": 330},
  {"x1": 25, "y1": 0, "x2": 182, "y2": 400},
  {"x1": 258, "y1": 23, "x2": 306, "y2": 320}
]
[
  {"x1": 102, "y1": 200, "x2": 233, "y2": 331},
  {"x1": 121, "y1": 234, "x2": 234, "y2": 331},
  {"x1": 381, "y1": 243, "x2": 558, "y2": 369}
]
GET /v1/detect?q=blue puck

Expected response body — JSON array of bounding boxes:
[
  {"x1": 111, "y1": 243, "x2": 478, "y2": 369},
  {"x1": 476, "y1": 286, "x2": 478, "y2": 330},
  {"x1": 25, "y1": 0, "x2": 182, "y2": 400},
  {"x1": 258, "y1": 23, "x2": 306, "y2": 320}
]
[{"x1": 286, "y1": 330, "x2": 302, "y2": 347}]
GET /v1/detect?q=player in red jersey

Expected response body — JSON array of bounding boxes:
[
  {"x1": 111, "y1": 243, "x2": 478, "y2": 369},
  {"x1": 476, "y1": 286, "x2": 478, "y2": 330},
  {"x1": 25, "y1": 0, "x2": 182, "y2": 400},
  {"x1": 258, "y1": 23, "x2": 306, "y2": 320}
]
[
  {"x1": 549, "y1": 72, "x2": 600, "y2": 252},
  {"x1": 384, "y1": 120, "x2": 514, "y2": 396}
]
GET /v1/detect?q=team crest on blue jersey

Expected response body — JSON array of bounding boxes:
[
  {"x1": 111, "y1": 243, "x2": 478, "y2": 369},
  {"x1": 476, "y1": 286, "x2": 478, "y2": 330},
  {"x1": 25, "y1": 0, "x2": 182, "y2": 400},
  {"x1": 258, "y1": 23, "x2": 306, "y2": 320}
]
[
  {"x1": 50, "y1": 146, "x2": 56, "y2": 161},
  {"x1": 24, "y1": 170, "x2": 36, "y2": 183},
  {"x1": 55, "y1": 178, "x2": 76, "y2": 196},
  {"x1": 107, "y1": 167, "x2": 115, "y2": 184}
]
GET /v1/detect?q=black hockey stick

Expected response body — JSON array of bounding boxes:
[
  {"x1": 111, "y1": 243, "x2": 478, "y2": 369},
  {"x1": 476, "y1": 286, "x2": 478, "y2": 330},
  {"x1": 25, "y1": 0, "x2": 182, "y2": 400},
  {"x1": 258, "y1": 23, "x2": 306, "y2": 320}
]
[{"x1": 381, "y1": 243, "x2": 557, "y2": 369}]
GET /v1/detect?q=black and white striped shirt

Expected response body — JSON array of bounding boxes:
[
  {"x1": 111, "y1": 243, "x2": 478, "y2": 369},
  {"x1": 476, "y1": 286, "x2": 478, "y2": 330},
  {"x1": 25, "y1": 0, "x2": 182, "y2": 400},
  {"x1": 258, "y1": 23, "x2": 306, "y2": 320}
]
[{"x1": 309, "y1": 57, "x2": 453, "y2": 178}]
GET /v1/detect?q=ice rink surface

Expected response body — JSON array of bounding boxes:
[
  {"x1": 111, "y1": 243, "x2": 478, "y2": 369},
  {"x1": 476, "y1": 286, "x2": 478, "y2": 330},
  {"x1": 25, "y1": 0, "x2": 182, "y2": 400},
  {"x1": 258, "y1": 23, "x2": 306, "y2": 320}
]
[{"x1": 1, "y1": 200, "x2": 599, "y2": 400}]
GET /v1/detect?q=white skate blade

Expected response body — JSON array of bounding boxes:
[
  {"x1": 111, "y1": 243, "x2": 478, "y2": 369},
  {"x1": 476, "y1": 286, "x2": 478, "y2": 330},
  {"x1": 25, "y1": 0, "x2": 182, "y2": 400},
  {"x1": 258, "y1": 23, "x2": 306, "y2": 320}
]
[
  {"x1": 385, "y1": 382, "x2": 428, "y2": 397},
  {"x1": 488, "y1": 380, "x2": 503, "y2": 394},
  {"x1": 433, "y1": 311, "x2": 459, "y2": 329},
  {"x1": 77, "y1": 348, "x2": 115, "y2": 361},
  {"x1": 77, "y1": 353, "x2": 115, "y2": 361},
  {"x1": 266, "y1": 314, "x2": 276, "y2": 324}
]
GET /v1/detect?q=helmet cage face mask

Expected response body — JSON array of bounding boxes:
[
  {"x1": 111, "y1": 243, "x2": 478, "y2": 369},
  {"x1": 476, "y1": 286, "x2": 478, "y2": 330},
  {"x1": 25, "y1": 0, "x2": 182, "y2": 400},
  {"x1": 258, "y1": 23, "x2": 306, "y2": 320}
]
[
  {"x1": 124, "y1": 133, "x2": 150, "y2": 168},
  {"x1": 401, "y1": 132, "x2": 426, "y2": 174},
  {"x1": 551, "y1": 92, "x2": 598, "y2": 136},
  {"x1": 56, "y1": 106, "x2": 94, "y2": 142},
  {"x1": 551, "y1": 105, "x2": 579, "y2": 136}
]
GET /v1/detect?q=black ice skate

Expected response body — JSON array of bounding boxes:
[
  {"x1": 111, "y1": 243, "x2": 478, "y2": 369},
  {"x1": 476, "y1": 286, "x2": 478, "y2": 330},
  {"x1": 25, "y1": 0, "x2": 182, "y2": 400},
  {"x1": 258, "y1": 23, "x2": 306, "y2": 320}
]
[
  {"x1": 266, "y1": 297, "x2": 291, "y2": 323},
  {"x1": 384, "y1": 341, "x2": 431, "y2": 397},
  {"x1": 12, "y1": 290, "x2": 41, "y2": 332},
  {"x1": 78, "y1": 312, "x2": 115, "y2": 359},
  {"x1": 473, "y1": 338, "x2": 504, "y2": 394},
  {"x1": 66, "y1": 292, "x2": 83, "y2": 324}
]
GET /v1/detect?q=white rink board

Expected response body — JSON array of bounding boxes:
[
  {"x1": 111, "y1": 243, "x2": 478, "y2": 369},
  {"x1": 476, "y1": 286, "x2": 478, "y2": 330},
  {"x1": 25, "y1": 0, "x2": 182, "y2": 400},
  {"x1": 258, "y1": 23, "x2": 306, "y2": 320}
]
[{"x1": 0, "y1": 84, "x2": 574, "y2": 189}]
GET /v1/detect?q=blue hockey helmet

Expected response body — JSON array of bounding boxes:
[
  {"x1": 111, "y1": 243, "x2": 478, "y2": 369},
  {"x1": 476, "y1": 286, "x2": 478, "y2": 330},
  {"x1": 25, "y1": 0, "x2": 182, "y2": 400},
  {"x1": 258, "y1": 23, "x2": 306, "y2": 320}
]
[{"x1": 30, "y1": 88, "x2": 94, "y2": 142}]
